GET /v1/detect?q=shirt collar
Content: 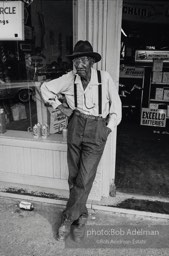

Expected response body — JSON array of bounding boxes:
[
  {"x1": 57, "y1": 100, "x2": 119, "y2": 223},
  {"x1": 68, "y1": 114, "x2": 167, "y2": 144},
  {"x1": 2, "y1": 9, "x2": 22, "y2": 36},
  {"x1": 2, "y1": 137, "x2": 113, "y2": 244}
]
[{"x1": 74, "y1": 68, "x2": 99, "y2": 86}]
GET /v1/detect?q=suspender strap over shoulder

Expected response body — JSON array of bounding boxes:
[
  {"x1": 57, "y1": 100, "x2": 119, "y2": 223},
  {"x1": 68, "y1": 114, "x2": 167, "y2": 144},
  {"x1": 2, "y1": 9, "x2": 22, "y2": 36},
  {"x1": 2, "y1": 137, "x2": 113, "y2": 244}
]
[
  {"x1": 97, "y1": 70, "x2": 102, "y2": 115},
  {"x1": 74, "y1": 70, "x2": 102, "y2": 115},
  {"x1": 74, "y1": 77, "x2": 77, "y2": 108}
]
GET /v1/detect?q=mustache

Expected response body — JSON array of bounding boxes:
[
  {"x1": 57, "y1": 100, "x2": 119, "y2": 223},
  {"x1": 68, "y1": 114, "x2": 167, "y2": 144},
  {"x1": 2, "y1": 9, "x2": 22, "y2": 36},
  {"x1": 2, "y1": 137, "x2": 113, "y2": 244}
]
[{"x1": 77, "y1": 68, "x2": 86, "y2": 71}]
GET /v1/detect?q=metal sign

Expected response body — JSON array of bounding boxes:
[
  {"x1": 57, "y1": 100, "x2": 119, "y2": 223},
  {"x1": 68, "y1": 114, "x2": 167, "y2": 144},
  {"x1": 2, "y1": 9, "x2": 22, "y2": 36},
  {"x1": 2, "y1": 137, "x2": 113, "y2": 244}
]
[
  {"x1": 0, "y1": 1, "x2": 24, "y2": 40},
  {"x1": 123, "y1": 0, "x2": 169, "y2": 24},
  {"x1": 141, "y1": 108, "x2": 166, "y2": 127},
  {"x1": 120, "y1": 65, "x2": 144, "y2": 78},
  {"x1": 135, "y1": 50, "x2": 169, "y2": 63}
]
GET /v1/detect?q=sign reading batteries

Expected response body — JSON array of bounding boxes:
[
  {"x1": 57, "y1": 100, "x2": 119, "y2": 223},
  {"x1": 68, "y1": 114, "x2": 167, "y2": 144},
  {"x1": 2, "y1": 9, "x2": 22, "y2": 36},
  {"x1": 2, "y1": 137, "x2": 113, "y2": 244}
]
[
  {"x1": 141, "y1": 108, "x2": 166, "y2": 127},
  {"x1": 0, "y1": 1, "x2": 24, "y2": 40}
]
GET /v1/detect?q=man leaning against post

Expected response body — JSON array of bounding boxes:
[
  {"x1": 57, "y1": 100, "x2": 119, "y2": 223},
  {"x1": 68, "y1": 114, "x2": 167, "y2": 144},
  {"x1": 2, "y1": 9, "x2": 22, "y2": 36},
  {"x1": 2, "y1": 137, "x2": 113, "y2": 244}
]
[{"x1": 40, "y1": 40, "x2": 122, "y2": 242}]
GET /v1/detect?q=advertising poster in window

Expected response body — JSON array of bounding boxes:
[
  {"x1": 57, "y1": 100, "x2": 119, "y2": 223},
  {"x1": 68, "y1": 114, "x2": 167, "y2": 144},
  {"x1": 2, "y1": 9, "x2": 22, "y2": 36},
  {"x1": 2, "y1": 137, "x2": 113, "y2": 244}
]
[
  {"x1": 119, "y1": 65, "x2": 144, "y2": 121},
  {"x1": 141, "y1": 108, "x2": 166, "y2": 127}
]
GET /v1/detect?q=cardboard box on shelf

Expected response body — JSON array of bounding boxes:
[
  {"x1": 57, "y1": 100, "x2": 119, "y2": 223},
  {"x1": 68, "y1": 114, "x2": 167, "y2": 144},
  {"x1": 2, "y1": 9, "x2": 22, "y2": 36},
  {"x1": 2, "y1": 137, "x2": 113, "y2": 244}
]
[
  {"x1": 155, "y1": 88, "x2": 164, "y2": 100},
  {"x1": 48, "y1": 107, "x2": 67, "y2": 134},
  {"x1": 153, "y1": 60, "x2": 163, "y2": 72},
  {"x1": 152, "y1": 71, "x2": 163, "y2": 83},
  {"x1": 149, "y1": 103, "x2": 158, "y2": 110},
  {"x1": 162, "y1": 72, "x2": 169, "y2": 84},
  {"x1": 163, "y1": 88, "x2": 169, "y2": 101}
]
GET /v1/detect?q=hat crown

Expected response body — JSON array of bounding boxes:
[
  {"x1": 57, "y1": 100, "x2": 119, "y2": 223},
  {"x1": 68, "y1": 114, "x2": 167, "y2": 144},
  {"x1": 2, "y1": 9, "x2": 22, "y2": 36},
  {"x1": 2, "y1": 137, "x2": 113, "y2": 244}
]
[
  {"x1": 66, "y1": 40, "x2": 101, "y2": 63},
  {"x1": 73, "y1": 40, "x2": 93, "y2": 54}
]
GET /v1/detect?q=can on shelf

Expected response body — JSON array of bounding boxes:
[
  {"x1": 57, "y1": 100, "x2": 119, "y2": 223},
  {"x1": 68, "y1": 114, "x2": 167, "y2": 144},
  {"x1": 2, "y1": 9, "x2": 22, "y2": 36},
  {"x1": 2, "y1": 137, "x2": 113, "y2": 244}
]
[
  {"x1": 19, "y1": 201, "x2": 34, "y2": 211},
  {"x1": 33, "y1": 123, "x2": 41, "y2": 138},
  {"x1": 0, "y1": 108, "x2": 6, "y2": 134},
  {"x1": 62, "y1": 128, "x2": 68, "y2": 142},
  {"x1": 42, "y1": 124, "x2": 49, "y2": 139}
]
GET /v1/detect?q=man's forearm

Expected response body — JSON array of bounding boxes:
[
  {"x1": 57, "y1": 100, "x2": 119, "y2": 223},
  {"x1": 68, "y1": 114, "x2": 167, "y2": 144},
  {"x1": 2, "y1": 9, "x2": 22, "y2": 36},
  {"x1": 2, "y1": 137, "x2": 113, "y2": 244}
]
[{"x1": 57, "y1": 104, "x2": 73, "y2": 117}]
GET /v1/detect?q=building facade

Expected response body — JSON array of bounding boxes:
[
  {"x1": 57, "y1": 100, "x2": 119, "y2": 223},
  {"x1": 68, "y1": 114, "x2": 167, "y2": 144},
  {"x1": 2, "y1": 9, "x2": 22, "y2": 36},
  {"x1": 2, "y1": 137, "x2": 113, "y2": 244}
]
[{"x1": 0, "y1": 0, "x2": 122, "y2": 201}]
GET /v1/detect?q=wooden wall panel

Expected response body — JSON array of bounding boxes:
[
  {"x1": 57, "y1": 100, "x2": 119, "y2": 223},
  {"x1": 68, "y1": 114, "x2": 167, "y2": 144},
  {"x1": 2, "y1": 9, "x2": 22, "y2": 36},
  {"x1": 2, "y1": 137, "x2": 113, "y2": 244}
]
[
  {"x1": 22, "y1": 147, "x2": 32, "y2": 175},
  {"x1": 60, "y1": 151, "x2": 69, "y2": 180},
  {"x1": 53, "y1": 150, "x2": 61, "y2": 179},
  {"x1": 0, "y1": 132, "x2": 68, "y2": 191}
]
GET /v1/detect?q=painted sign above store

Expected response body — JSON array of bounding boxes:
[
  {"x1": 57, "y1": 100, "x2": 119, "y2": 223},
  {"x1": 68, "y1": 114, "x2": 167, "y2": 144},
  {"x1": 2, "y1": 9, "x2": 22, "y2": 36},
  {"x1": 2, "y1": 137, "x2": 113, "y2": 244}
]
[
  {"x1": 120, "y1": 65, "x2": 144, "y2": 78},
  {"x1": 141, "y1": 108, "x2": 166, "y2": 127},
  {"x1": 0, "y1": 1, "x2": 24, "y2": 40},
  {"x1": 123, "y1": 0, "x2": 169, "y2": 24},
  {"x1": 135, "y1": 50, "x2": 169, "y2": 63}
]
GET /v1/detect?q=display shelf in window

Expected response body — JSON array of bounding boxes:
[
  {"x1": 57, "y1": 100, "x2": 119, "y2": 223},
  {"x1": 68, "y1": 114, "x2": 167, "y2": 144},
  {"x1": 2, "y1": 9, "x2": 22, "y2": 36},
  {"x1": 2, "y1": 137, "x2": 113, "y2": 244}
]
[
  {"x1": 149, "y1": 83, "x2": 169, "y2": 102},
  {"x1": 150, "y1": 99, "x2": 169, "y2": 103},
  {"x1": 151, "y1": 82, "x2": 169, "y2": 85}
]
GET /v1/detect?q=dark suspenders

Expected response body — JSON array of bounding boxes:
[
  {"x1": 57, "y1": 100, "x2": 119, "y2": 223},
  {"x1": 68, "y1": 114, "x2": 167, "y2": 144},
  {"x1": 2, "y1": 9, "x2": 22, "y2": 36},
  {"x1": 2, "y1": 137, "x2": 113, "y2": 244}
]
[
  {"x1": 97, "y1": 70, "x2": 102, "y2": 115},
  {"x1": 74, "y1": 76, "x2": 77, "y2": 108},
  {"x1": 74, "y1": 70, "x2": 102, "y2": 115}
]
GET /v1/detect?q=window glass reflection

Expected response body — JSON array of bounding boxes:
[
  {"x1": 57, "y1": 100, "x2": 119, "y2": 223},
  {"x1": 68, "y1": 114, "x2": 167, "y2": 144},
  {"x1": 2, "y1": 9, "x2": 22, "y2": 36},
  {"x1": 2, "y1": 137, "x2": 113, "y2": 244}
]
[{"x1": 0, "y1": 0, "x2": 73, "y2": 133}]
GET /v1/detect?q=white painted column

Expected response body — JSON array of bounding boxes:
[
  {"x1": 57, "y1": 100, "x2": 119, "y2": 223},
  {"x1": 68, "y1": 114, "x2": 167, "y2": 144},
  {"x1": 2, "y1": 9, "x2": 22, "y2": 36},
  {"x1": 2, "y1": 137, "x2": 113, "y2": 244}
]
[{"x1": 73, "y1": 0, "x2": 123, "y2": 197}]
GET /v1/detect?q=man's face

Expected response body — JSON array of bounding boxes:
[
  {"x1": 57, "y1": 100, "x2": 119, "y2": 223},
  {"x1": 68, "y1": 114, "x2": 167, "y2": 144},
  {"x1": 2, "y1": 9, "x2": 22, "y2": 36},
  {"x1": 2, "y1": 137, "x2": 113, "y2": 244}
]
[{"x1": 73, "y1": 56, "x2": 94, "y2": 79}]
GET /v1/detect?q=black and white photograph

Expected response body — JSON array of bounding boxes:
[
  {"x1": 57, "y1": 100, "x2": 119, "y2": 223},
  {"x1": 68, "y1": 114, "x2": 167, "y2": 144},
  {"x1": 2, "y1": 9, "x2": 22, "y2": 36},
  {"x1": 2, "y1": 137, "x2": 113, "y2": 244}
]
[{"x1": 0, "y1": 0, "x2": 169, "y2": 256}]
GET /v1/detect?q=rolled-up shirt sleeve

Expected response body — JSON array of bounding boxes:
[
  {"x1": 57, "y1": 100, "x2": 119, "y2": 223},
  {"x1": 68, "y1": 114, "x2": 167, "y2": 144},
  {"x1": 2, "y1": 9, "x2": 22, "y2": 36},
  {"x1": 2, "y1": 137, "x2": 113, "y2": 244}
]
[
  {"x1": 40, "y1": 72, "x2": 73, "y2": 109},
  {"x1": 40, "y1": 81, "x2": 63, "y2": 109},
  {"x1": 106, "y1": 72, "x2": 122, "y2": 130}
]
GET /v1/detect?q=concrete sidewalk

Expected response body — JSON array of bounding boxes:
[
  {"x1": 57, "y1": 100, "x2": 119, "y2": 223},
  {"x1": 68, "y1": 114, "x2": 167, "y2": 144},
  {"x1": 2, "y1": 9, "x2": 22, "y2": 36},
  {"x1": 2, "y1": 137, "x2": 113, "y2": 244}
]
[{"x1": 0, "y1": 195, "x2": 169, "y2": 256}]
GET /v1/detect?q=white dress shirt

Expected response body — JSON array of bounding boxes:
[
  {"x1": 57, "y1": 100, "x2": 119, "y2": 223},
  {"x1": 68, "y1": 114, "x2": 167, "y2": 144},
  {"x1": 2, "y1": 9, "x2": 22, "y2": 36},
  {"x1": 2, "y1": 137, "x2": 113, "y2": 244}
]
[{"x1": 40, "y1": 68, "x2": 122, "y2": 131}]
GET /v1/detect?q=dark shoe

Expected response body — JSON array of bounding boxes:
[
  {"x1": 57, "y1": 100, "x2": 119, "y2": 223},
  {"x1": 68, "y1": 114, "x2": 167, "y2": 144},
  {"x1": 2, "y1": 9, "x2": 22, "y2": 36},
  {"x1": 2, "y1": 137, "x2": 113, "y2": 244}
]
[
  {"x1": 71, "y1": 214, "x2": 88, "y2": 243},
  {"x1": 72, "y1": 223, "x2": 86, "y2": 243},
  {"x1": 72, "y1": 213, "x2": 88, "y2": 226},
  {"x1": 57, "y1": 218, "x2": 72, "y2": 241}
]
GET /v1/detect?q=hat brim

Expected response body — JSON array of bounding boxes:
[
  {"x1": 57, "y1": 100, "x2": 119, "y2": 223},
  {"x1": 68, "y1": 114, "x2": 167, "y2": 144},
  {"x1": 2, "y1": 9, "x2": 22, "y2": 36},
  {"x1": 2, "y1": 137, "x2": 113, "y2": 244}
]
[{"x1": 66, "y1": 52, "x2": 101, "y2": 63}]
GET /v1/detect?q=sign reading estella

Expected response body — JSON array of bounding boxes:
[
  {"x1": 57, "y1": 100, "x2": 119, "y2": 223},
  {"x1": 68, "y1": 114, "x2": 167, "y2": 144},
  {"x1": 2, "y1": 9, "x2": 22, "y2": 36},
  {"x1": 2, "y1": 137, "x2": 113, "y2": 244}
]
[
  {"x1": 0, "y1": 1, "x2": 24, "y2": 40},
  {"x1": 141, "y1": 108, "x2": 166, "y2": 127}
]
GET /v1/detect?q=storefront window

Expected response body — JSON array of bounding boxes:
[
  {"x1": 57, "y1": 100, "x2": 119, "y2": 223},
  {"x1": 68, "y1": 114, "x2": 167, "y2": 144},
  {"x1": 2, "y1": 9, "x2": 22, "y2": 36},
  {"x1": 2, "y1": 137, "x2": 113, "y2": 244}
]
[{"x1": 0, "y1": 0, "x2": 73, "y2": 132}]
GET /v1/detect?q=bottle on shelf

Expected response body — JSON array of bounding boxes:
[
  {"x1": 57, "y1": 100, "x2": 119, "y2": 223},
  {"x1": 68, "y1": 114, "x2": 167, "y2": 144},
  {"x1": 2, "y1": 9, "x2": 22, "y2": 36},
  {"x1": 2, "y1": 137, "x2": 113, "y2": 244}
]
[{"x1": 0, "y1": 108, "x2": 6, "y2": 134}]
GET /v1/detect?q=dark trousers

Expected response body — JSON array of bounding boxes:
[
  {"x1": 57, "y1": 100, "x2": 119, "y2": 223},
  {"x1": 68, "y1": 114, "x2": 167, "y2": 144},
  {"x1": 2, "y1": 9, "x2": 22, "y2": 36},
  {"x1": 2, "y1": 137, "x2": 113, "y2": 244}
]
[{"x1": 62, "y1": 110, "x2": 109, "y2": 221}]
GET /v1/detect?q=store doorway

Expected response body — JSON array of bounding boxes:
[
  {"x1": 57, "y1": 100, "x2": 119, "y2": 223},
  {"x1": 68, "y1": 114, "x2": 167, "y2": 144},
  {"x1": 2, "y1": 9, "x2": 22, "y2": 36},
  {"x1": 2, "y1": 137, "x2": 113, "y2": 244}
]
[{"x1": 115, "y1": 0, "x2": 169, "y2": 198}]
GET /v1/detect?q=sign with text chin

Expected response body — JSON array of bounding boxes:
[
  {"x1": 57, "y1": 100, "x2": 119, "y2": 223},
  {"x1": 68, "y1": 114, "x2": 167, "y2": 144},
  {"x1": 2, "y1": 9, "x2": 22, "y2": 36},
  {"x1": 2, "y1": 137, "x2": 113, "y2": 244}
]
[
  {"x1": 141, "y1": 108, "x2": 166, "y2": 127},
  {"x1": 123, "y1": 0, "x2": 169, "y2": 24},
  {"x1": 0, "y1": 1, "x2": 24, "y2": 40}
]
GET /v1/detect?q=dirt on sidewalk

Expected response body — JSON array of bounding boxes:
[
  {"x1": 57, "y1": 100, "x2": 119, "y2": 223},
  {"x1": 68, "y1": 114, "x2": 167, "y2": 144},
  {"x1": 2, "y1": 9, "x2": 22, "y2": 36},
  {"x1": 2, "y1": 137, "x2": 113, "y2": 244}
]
[{"x1": 0, "y1": 196, "x2": 169, "y2": 256}]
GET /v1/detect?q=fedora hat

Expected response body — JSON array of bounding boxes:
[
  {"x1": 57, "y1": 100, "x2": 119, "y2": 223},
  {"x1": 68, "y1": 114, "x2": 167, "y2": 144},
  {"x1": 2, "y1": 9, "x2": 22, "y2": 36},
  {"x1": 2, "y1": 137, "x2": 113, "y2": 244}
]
[{"x1": 67, "y1": 40, "x2": 101, "y2": 63}]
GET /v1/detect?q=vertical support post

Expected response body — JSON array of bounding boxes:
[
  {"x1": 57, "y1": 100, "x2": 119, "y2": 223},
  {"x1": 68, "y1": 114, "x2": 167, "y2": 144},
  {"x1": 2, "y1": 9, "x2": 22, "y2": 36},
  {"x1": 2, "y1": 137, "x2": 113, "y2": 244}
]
[{"x1": 73, "y1": 0, "x2": 123, "y2": 198}]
